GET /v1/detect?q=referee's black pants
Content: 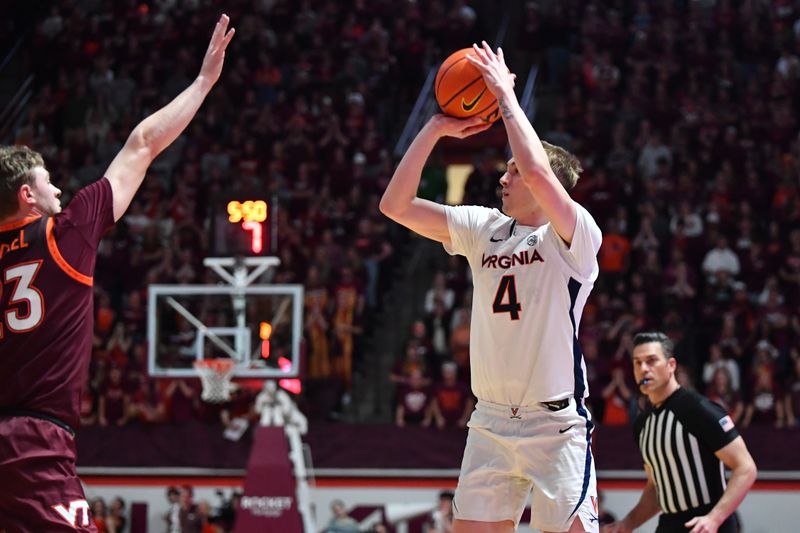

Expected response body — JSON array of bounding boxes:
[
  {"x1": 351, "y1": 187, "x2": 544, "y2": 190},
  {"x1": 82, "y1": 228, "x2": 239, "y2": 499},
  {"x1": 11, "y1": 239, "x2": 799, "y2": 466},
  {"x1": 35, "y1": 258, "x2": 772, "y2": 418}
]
[{"x1": 657, "y1": 505, "x2": 738, "y2": 533}]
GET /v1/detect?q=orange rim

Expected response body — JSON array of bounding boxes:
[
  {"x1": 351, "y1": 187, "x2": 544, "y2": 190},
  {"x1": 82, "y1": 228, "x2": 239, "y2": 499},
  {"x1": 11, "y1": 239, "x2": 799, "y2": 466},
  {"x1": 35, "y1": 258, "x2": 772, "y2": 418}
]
[{"x1": 193, "y1": 359, "x2": 236, "y2": 373}]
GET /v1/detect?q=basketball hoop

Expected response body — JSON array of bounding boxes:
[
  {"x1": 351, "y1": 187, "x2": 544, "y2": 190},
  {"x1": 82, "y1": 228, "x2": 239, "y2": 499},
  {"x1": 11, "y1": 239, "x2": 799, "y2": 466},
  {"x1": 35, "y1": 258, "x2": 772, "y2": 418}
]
[{"x1": 193, "y1": 359, "x2": 237, "y2": 403}]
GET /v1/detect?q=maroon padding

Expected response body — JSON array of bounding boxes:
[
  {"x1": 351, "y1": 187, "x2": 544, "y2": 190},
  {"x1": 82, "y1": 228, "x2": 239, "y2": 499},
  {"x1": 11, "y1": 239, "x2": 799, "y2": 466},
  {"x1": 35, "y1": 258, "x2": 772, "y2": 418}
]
[
  {"x1": 233, "y1": 427, "x2": 303, "y2": 533},
  {"x1": 130, "y1": 502, "x2": 147, "y2": 533},
  {"x1": 76, "y1": 421, "x2": 800, "y2": 471}
]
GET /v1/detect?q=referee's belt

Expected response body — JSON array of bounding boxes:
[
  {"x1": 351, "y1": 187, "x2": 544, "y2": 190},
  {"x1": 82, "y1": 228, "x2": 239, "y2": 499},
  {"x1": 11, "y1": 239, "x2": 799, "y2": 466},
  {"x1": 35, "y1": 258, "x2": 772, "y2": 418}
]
[
  {"x1": 540, "y1": 398, "x2": 571, "y2": 411},
  {"x1": 0, "y1": 408, "x2": 76, "y2": 437}
]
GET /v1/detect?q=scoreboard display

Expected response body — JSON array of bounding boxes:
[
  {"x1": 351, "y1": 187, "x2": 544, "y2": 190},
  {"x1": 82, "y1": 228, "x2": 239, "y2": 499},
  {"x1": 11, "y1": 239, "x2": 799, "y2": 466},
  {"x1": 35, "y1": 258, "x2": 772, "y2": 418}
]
[
  {"x1": 227, "y1": 200, "x2": 268, "y2": 253},
  {"x1": 213, "y1": 198, "x2": 275, "y2": 256}
]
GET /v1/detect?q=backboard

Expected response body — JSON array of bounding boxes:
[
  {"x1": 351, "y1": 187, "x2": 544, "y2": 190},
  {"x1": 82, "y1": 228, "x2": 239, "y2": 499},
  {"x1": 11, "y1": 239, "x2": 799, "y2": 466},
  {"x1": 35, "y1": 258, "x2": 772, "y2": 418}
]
[{"x1": 147, "y1": 284, "x2": 303, "y2": 378}]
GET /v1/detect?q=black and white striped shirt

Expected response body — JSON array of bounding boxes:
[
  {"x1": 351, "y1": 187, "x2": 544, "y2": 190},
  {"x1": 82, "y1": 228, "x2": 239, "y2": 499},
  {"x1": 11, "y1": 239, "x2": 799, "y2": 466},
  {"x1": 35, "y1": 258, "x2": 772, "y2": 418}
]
[{"x1": 633, "y1": 388, "x2": 739, "y2": 515}]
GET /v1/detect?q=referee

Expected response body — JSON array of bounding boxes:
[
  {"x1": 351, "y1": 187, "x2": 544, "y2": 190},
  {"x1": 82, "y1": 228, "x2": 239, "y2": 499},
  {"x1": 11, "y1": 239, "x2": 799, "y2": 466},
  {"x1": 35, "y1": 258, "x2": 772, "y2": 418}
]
[{"x1": 603, "y1": 332, "x2": 757, "y2": 533}]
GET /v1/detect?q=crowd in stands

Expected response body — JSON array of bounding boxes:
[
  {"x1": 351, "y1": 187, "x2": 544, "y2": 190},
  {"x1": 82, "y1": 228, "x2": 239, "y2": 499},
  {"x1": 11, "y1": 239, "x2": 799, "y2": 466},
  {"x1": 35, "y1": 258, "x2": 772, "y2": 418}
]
[
  {"x1": 8, "y1": 0, "x2": 800, "y2": 433},
  {"x1": 84, "y1": 486, "x2": 239, "y2": 532},
  {"x1": 163, "y1": 485, "x2": 238, "y2": 533},
  {"x1": 392, "y1": 0, "x2": 800, "y2": 432},
  {"x1": 88, "y1": 496, "x2": 127, "y2": 533},
  {"x1": 10, "y1": 0, "x2": 495, "y2": 426}
]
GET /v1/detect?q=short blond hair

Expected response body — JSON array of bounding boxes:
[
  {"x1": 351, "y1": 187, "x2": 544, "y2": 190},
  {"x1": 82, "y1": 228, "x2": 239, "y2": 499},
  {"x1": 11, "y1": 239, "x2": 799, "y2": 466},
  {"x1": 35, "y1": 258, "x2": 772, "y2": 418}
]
[
  {"x1": 0, "y1": 145, "x2": 44, "y2": 219},
  {"x1": 542, "y1": 141, "x2": 582, "y2": 191}
]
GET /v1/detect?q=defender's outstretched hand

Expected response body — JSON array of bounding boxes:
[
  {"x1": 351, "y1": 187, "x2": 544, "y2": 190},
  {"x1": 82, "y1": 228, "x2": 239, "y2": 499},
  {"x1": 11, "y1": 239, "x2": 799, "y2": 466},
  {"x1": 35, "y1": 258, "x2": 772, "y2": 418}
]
[
  {"x1": 199, "y1": 14, "x2": 236, "y2": 86},
  {"x1": 104, "y1": 14, "x2": 235, "y2": 222},
  {"x1": 465, "y1": 41, "x2": 516, "y2": 99}
]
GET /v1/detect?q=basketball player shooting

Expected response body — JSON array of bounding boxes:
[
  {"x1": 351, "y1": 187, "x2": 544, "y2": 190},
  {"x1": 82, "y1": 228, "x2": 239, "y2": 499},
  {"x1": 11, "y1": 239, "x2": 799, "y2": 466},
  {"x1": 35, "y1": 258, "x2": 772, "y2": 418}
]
[
  {"x1": 380, "y1": 41, "x2": 602, "y2": 533},
  {"x1": 0, "y1": 15, "x2": 234, "y2": 532}
]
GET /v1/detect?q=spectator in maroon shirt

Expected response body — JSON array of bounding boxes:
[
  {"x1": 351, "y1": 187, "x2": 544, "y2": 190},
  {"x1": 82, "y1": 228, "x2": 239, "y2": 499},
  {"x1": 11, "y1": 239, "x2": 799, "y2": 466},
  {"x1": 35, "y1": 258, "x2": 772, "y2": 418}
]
[
  {"x1": 742, "y1": 367, "x2": 785, "y2": 428},
  {"x1": 663, "y1": 260, "x2": 697, "y2": 316},
  {"x1": 105, "y1": 322, "x2": 133, "y2": 370},
  {"x1": 429, "y1": 362, "x2": 474, "y2": 429},
  {"x1": 98, "y1": 367, "x2": 129, "y2": 427},
  {"x1": 757, "y1": 287, "x2": 791, "y2": 355},
  {"x1": 425, "y1": 298, "x2": 453, "y2": 363},
  {"x1": 726, "y1": 284, "x2": 755, "y2": 340},
  {"x1": 703, "y1": 342, "x2": 741, "y2": 393},
  {"x1": 706, "y1": 367, "x2": 744, "y2": 424},
  {"x1": 80, "y1": 388, "x2": 97, "y2": 427},
  {"x1": 353, "y1": 218, "x2": 393, "y2": 309},
  {"x1": 128, "y1": 378, "x2": 166, "y2": 425},
  {"x1": 779, "y1": 229, "x2": 800, "y2": 306},
  {"x1": 163, "y1": 379, "x2": 199, "y2": 424},
  {"x1": 784, "y1": 358, "x2": 800, "y2": 429},
  {"x1": 390, "y1": 339, "x2": 431, "y2": 387},
  {"x1": 395, "y1": 369, "x2": 432, "y2": 428}
]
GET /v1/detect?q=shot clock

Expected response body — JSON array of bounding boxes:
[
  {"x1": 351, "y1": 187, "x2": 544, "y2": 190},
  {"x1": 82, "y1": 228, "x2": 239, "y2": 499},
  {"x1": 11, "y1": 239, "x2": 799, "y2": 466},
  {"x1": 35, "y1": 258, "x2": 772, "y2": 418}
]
[
  {"x1": 227, "y1": 200, "x2": 267, "y2": 254},
  {"x1": 213, "y1": 198, "x2": 275, "y2": 256}
]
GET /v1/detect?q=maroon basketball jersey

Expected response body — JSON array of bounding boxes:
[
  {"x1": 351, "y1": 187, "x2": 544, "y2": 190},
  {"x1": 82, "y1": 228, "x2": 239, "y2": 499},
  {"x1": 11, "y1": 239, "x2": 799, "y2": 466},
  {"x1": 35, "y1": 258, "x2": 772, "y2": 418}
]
[{"x1": 0, "y1": 178, "x2": 114, "y2": 429}]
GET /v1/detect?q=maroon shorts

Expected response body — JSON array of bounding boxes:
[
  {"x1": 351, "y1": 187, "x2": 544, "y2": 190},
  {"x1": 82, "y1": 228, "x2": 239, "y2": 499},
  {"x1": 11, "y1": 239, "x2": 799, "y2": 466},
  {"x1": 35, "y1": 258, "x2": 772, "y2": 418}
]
[{"x1": 0, "y1": 416, "x2": 97, "y2": 532}]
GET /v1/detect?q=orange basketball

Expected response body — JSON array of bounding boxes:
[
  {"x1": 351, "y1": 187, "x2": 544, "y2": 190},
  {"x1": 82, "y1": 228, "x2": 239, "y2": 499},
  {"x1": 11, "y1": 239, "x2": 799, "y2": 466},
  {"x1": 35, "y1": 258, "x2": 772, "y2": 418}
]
[{"x1": 435, "y1": 48, "x2": 500, "y2": 124}]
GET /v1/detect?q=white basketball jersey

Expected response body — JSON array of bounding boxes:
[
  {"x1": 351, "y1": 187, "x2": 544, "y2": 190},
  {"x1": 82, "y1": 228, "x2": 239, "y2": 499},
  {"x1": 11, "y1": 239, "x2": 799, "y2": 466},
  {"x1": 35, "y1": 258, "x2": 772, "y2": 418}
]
[{"x1": 444, "y1": 203, "x2": 602, "y2": 406}]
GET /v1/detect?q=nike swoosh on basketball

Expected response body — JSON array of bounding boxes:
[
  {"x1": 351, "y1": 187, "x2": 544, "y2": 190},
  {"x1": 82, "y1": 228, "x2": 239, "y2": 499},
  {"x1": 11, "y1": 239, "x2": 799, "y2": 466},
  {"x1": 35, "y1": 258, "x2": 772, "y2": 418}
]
[
  {"x1": 558, "y1": 424, "x2": 576, "y2": 433},
  {"x1": 461, "y1": 88, "x2": 487, "y2": 112}
]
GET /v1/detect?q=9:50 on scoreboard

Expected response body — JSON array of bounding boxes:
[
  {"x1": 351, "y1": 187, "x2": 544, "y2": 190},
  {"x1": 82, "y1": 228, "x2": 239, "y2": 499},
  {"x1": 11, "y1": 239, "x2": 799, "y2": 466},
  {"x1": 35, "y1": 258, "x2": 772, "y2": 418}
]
[{"x1": 226, "y1": 200, "x2": 268, "y2": 254}]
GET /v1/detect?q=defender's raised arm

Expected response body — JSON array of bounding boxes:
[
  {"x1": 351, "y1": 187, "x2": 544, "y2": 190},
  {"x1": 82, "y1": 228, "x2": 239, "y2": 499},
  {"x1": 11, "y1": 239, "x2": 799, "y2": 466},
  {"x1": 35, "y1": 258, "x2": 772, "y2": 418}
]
[{"x1": 104, "y1": 14, "x2": 235, "y2": 221}]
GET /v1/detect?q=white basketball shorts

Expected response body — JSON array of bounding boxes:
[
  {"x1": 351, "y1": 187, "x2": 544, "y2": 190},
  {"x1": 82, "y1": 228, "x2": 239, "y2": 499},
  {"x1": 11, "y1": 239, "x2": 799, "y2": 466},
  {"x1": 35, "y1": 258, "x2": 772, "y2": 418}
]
[{"x1": 452, "y1": 398, "x2": 599, "y2": 532}]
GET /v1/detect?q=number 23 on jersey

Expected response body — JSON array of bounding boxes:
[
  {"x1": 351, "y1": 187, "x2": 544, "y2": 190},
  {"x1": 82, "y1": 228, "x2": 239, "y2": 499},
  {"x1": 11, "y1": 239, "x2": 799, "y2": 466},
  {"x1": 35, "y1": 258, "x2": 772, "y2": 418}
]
[{"x1": 1, "y1": 261, "x2": 45, "y2": 337}]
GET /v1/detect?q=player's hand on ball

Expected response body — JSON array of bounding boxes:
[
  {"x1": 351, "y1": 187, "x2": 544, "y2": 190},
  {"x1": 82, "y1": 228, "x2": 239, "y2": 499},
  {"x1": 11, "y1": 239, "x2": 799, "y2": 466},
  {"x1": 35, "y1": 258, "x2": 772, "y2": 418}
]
[
  {"x1": 428, "y1": 114, "x2": 492, "y2": 139},
  {"x1": 199, "y1": 14, "x2": 236, "y2": 86},
  {"x1": 466, "y1": 41, "x2": 516, "y2": 99}
]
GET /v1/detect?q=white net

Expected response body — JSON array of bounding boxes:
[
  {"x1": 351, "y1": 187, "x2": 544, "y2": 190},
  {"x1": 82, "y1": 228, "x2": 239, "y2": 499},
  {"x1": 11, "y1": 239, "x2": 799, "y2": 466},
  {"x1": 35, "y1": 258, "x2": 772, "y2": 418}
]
[{"x1": 193, "y1": 359, "x2": 237, "y2": 403}]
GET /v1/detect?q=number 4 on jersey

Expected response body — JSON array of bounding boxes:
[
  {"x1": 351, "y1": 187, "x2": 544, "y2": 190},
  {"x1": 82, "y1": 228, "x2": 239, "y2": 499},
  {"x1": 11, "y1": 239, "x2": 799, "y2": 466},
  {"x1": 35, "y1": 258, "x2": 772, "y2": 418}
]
[{"x1": 492, "y1": 275, "x2": 521, "y2": 320}]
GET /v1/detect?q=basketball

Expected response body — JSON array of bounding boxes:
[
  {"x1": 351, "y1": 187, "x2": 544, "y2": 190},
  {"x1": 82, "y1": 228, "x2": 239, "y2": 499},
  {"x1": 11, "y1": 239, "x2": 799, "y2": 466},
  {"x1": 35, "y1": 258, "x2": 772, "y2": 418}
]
[{"x1": 435, "y1": 48, "x2": 500, "y2": 123}]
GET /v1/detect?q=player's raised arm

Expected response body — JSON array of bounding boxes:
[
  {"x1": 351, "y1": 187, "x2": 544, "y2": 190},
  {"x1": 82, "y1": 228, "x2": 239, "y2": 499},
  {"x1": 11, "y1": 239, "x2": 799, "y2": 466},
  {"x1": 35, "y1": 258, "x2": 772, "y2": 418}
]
[
  {"x1": 104, "y1": 14, "x2": 235, "y2": 222},
  {"x1": 379, "y1": 114, "x2": 489, "y2": 245},
  {"x1": 466, "y1": 41, "x2": 578, "y2": 245}
]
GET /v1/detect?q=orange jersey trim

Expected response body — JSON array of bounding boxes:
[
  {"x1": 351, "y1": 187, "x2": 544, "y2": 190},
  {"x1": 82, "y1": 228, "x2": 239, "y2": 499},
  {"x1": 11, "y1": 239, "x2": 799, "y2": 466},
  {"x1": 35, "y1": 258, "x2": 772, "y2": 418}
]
[
  {"x1": 46, "y1": 218, "x2": 93, "y2": 286},
  {"x1": 0, "y1": 215, "x2": 42, "y2": 232}
]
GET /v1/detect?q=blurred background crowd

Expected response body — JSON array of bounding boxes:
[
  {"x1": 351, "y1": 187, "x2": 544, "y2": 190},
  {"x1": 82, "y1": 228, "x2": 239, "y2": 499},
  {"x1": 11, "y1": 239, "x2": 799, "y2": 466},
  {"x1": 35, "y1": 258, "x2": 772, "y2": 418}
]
[
  {"x1": 5, "y1": 0, "x2": 800, "y2": 531},
  {"x1": 397, "y1": 0, "x2": 800, "y2": 432},
  {"x1": 2, "y1": 0, "x2": 799, "y2": 493}
]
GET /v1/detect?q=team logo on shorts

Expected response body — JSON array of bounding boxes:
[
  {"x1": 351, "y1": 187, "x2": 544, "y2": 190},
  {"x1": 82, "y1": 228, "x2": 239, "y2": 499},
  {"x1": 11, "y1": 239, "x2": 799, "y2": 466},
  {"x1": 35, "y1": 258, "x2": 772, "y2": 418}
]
[
  {"x1": 510, "y1": 407, "x2": 521, "y2": 419},
  {"x1": 52, "y1": 499, "x2": 90, "y2": 527},
  {"x1": 527, "y1": 235, "x2": 538, "y2": 246}
]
